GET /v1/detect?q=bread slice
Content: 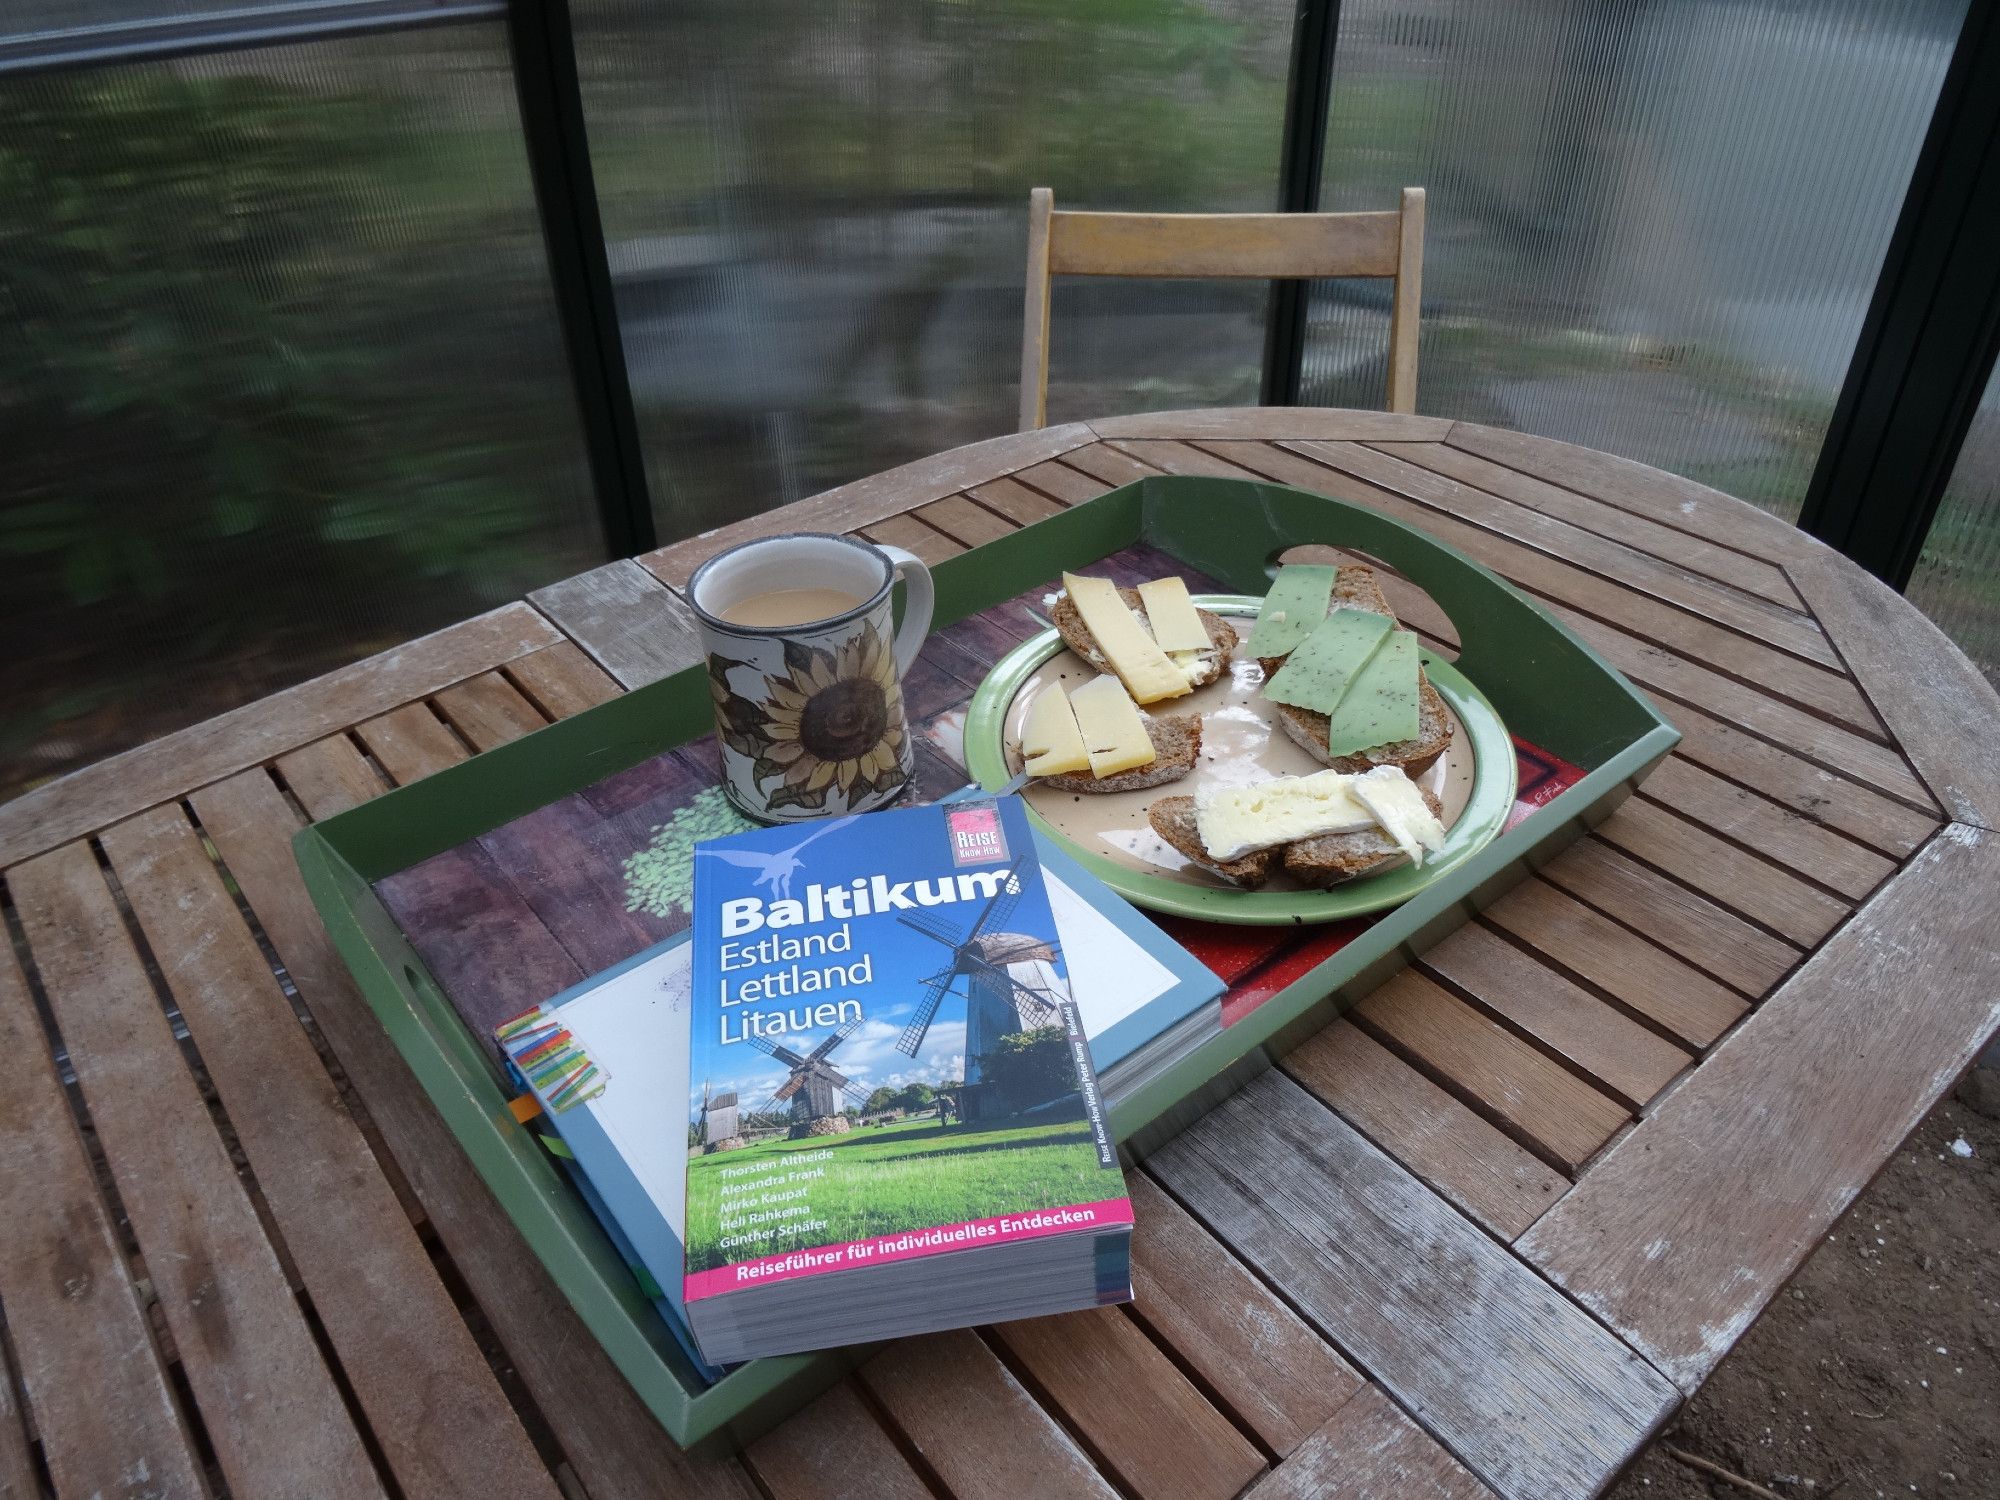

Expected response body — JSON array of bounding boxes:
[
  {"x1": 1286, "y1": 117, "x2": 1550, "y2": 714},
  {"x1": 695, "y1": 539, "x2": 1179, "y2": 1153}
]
[
  {"x1": 1255, "y1": 564, "x2": 1451, "y2": 776},
  {"x1": 1272, "y1": 680, "x2": 1452, "y2": 778},
  {"x1": 1146, "y1": 795, "x2": 1280, "y2": 888},
  {"x1": 1035, "y1": 713, "x2": 1202, "y2": 795},
  {"x1": 1281, "y1": 784, "x2": 1445, "y2": 888},
  {"x1": 1054, "y1": 583, "x2": 1237, "y2": 691}
]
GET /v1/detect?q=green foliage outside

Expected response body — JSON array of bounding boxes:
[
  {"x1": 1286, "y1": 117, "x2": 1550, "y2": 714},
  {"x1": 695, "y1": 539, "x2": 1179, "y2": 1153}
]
[
  {"x1": 683, "y1": 1115, "x2": 1105, "y2": 1271},
  {"x1": 0, "y1": 55, "x2": 598, "y2": 797}
]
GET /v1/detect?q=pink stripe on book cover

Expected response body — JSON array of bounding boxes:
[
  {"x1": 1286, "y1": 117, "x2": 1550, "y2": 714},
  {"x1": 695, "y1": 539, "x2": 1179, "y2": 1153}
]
[{"x1": 683, "y1": 1196, "x2": 1135, "y2": 1302}]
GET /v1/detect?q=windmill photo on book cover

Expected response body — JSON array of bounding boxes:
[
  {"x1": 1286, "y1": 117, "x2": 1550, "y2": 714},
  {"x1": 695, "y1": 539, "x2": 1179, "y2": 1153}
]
[{"x1": 684, "y1": 801, "x2": 1122, "y2": 1280}]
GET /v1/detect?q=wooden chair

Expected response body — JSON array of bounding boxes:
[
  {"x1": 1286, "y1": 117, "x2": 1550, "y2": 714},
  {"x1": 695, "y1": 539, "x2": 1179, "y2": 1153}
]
[{"x1": 1017, "y1": 186, "x2": 1427, "y2": 431}]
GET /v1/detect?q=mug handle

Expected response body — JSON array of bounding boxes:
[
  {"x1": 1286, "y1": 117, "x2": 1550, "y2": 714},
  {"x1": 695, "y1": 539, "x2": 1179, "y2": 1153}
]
[{"x1": 874, "y1": 545, "x2": 935, "y2": 676}]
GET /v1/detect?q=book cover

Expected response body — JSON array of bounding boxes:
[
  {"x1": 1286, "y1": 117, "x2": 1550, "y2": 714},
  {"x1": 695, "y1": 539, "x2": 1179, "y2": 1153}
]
[{"x1": 685, "y1": 796, "x2": 1128, "y2": 1305}]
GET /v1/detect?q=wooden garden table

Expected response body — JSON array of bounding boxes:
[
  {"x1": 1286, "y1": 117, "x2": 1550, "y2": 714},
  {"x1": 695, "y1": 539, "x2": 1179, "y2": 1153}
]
[{"x1": 5, "y1": 408, "x2": 1998, "y2": 1500}]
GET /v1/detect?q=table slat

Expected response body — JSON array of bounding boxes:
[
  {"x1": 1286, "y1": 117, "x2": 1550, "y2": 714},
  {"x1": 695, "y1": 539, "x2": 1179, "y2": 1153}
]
[
  {"x1": 9, "y1": 842, "x2": 385, "y2": 1500},
  {"x1": 1312, "y1": 441, "x2": 1836, "y2": 668},
  {"x1": 964, "y1": 474, "x2": 1070, "y2": 523},
  {"x1": 187, "y1": 768, "x2": 759, "y2": 1499},
  {"x1": 355, "y1": 701, "x2": 467, "y2": 784},
  {"x1": 640, "y1": 423, "x2": 1097, "y2": 589},
  {"x1": 1151, "y1": 1071, "x2": 1678, "y2": 1500},
  {"x1": 1659, "y1": 700, "x2": 1940, "y2": 859},
  {"x1": 1639, "y1": 755, "x2": 1896, "y2": 902},
  {"x1": 0, "y1": 603, "x2": 560, "y2": 870},
  {"x1": 1126, "y1": 1172, "x2": 1363, "y2": 1455},
  {"x1": 1009, "y1": 457, "x2": 1116, "y2": 506},
  {"x1": 1536, "y1": 836, "x2": 1799, "y2": 997},
  {"x1": 859, "y1": 1329, "x2": 1119, "y2": 1500},
  {"x1": 1480, "y1": 880, "x2": 1747, "y2": 1050},
  {"x1": 1372, "y1": 440, "x2": 1800, "y2": 609},
  {"x1": 989, "y1": 1307, "x2": 1267, "y2": 1500},
  {"x1": 508, "y1": 640, "x2": 623, "y2": 719},
  {"x1": 529, "y1": 559, "x2": 704, "y2": 689},
  {"x1": 1059, "y1": 441, "x2": 1164, "y2": 487},
  {"x1": 913, "y1": 493, "x2": 1017, "y2": 549},
  {"x1": 1282, "y1": 1020, "x2": 1568, "y2": 1240},
  {"x1": 433, "y1": 672, "x2": 549, "y2": 752},
  {"x1": 1244, "y1": 1386, "x2": 1498, "y2": 1500},
  {"x1": 1787, "y1": 547, "x2": 2000, "y2": 829},
  {"x1": 1352, "y1": 971, "x2": 1629, "y2": 1172},
  {"x1": 1445, "y1": 422, "x2": 1812, "y2": 566},
  {"x1": 1592, "y1": 799, "x2": 1848, "y2": 948},
  {"x1": 0, "y1": 935, "x2": 207, "y2": 1500},
  {"x1": 276, "y1": 733, "x2": 390, "y2": 821},
  {"x1": 100, "y1": 804, "x2": 562, "y2": 1500},
  {"x1": 858, "y1": 512, "x2": 967, "y2": 564},
  {"x1": 1092, "y1": 408, "x2": 1456, "y2": 442},
  {"x1": 1418, "y1": 924, "x2": 1694, "y2": 1108},
  {"x1": 745, "y1": 1381, "x2": 931, "y2": 1500},
  {"x1": 0, "y1": 1339, "x2": 37, "y2": 1500},
  {"x1": 1520, "y1": 824, "x2": 2000, "y2": 1392}
]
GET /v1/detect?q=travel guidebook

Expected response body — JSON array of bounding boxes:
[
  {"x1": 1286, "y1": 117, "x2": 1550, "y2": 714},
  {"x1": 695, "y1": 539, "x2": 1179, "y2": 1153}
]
[
  {"x1": 494, "y1": 798, "x2": 1218, "y2": 1373},
  {"x1": 683, "y1": 795, "x2": 1131, "y2": 1363}
]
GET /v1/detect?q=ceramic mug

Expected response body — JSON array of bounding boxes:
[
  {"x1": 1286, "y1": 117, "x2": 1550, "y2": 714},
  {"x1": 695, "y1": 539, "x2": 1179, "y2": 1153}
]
[{"x1": 688, "y1": 533, "x2": 935, "y2": 823}]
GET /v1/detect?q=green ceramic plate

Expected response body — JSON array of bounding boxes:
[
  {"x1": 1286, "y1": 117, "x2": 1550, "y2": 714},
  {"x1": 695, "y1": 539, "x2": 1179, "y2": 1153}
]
[{"x1": 962, "y1": 596, "x2": 1517, "y2": 924}]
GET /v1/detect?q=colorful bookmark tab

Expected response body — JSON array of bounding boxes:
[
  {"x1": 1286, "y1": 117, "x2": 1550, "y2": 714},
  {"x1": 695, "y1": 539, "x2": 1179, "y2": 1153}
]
[{"x1": 494, "y1": 1003, "x2": 607, "y2": 1113}]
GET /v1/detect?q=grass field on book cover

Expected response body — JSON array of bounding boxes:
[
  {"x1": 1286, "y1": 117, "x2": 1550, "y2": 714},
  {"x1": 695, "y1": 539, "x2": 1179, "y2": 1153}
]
[{"x1": 685, "y1": 797, "x2": 1123, "y2": 1286}]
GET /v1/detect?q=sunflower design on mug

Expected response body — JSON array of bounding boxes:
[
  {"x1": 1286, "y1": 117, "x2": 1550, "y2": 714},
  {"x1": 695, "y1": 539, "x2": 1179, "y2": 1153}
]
[{"x1": 723, "y1": 625, "x2": 910, "y2": 813}]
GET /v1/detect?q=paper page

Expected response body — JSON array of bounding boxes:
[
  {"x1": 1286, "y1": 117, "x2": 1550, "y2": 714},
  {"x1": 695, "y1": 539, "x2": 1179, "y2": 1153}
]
[
  {"x1": 557, "y1": 943, "x2": 694, "y2": 1238},
  {"x1": 1044, "y1": 870, "x2": 1178, "y2": 1041}
]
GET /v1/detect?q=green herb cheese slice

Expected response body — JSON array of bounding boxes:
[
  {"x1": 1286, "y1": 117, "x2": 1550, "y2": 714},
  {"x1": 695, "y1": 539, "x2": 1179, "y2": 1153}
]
[
  {"x1": 1245, "y1": 563, "x2": 1338, "y2": 659},
  {"x1": 1263, "y1": 607, "x2": 1393, "y2": 713},
  {"x1": 1321, "y1": 630, "x2": 1422, "y2": 758}
]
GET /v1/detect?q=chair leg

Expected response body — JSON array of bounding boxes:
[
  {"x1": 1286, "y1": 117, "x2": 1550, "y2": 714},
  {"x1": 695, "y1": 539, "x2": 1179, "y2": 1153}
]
[{"x1": 1019, "y1": 187, "x2": 1055, "y2": 431}]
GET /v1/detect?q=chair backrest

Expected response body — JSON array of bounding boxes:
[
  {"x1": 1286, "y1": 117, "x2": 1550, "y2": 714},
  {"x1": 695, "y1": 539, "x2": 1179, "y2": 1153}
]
[{"x1": 1017, "y1": 186, "x2": 1426, "y2": 431}]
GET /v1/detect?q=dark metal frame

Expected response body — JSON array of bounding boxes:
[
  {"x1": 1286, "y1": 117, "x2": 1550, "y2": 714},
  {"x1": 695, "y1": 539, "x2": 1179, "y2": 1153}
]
[
  {"x1": 1261, "y1": 0, "x2": 1343, "y2": 408},
  {"x1": 1797, "y1": 1, "x2": 2000, "y2": 587},
  {"x1": 506, "y1": 0, "x2": 658, "y2": 557}
]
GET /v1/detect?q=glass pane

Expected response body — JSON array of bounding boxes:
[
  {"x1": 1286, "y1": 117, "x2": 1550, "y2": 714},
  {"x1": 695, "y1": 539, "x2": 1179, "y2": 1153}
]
[
  {"x1": 0, "y1": 28, "x2": 603, "y2": 800},
  {"x1": 1302, "y1": 0, "x2": 1965, "y2": 521},
  {"x1": 571, "y1": 0, "x2": 1293, "y2": 543},
  {"x1": 1906, "y1": 359, "x2": 2000, "y2": 686}
]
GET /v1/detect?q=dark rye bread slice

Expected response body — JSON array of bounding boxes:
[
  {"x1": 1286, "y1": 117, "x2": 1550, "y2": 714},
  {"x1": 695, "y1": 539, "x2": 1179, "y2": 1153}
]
[
  {"x1": 1146, "y1": 796, "x2": 1280, "y2": 888},
  {"x1": 1256, "y1": 564, "x2": 1452, "y2": 777},
  {"x1": 1035, "y1": 713, "x2": 1201, "y2": 795},
  {"x1": 1148, "y1": 782, "x2": 1444, "y2": 891},
  {"x1": 1273, "y1": 681, "x2": 1452, "y2": 778},
  {"x1": 1053, "y1": 584, "x2": 1237, "y2": 691},
  {"x1": 1281, "y1": 783, "x2": 1445, "y2": 888}
]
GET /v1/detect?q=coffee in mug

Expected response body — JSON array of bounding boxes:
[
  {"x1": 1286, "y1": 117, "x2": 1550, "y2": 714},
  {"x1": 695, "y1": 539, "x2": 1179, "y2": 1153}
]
[{"x1": 687, "y1": 533, "x2": 934, "y2": 822}]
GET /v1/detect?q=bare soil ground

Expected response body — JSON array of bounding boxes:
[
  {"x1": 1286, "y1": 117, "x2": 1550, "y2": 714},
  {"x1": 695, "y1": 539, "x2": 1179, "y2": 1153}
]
[{"x1": 1607, "y1": 1069, "x2": 1998, "y2": 1500}]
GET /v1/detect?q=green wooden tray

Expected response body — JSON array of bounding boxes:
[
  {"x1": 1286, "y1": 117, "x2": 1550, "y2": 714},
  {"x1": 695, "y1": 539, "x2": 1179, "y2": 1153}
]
[{"x1": 293, "y1": 474, "x2": 1678, "y2": 1454}]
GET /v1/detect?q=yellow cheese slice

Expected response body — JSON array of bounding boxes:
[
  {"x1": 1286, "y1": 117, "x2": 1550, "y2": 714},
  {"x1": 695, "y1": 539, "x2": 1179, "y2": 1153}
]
[
  {"x1": 1062, "y1": 573, "x2": 1191, "y2": 704},
  {"x1": 1069, "y1": 675, "x2": 1157, "y2": 777},
  {"x1": 1136, "y1": 576, "x2": 1211, "y2": 654},
  {"x1": 1021, "y1": 684, "x2": 1090, "y2": 776}
]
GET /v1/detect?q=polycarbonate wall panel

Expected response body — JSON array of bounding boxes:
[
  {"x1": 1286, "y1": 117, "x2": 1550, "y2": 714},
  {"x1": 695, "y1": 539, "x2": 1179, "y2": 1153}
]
[
  {"x1": 1907, "y1": 360, "x2": 2000, "y2": 686},
  {"x1": 1301, "y1": 0, "x2": 1964, "y2": 520},
  {"x1": 569, "y1": 0, "x2": 1293, "y2": 544},
  {"x1": 0, "y1": 28, "x2": 603, "y2": 799}
]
